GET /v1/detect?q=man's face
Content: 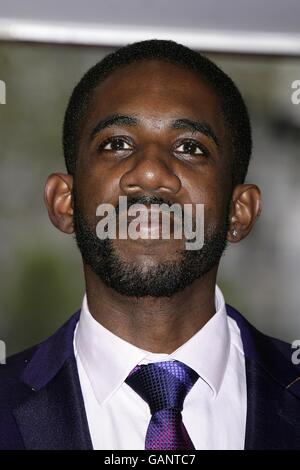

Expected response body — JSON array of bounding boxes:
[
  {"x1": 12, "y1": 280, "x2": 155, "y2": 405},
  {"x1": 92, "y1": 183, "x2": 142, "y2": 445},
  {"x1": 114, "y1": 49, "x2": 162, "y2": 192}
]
[{"x1": 72, "y1": 60, "x2": 233, "y2": 296}]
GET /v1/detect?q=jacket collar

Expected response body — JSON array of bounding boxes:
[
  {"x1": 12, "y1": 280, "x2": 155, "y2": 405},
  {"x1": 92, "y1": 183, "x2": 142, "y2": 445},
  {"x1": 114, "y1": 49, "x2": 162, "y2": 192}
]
[
  {"x1": 22, "y1": 310, "x2": 80, "y2": 390},
  {"x1": 226, "y1": 304, "x2": 300, "y2": 391}
]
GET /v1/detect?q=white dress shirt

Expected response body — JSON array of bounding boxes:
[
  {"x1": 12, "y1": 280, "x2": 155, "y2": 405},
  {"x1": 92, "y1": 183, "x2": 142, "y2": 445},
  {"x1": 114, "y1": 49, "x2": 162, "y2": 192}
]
[{"x1": 74, "y1": 285, "x2": 247, "y2": 450}]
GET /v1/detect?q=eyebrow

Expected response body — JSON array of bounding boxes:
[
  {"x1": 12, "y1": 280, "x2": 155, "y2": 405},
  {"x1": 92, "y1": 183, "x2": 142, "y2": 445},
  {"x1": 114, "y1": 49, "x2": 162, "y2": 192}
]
[
  {"x1": 90, "y1": 113, "x2": 219, "y2": 148},
  {"x1": 90, "y1": 114, "x2": 138, "y2": 140},
  {"x1": 171, "y1": 118, "x2": 220, "y2": 148}
]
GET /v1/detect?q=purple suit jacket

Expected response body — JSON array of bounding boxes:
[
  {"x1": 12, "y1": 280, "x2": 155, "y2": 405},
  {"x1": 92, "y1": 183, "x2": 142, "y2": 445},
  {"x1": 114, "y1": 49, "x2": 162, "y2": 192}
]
[{"x1": 1, "y1": 305, "x2": 300, "y2": 449}]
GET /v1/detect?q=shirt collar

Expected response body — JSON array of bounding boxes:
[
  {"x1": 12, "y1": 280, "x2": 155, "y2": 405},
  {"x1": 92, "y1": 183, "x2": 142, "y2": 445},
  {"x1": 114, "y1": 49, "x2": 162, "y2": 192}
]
[
  {"x1": 74, "y1": 285, "x2": 230, "y2": 405},
  {"x1": 170, "y1": 285, "x2": 230, "y2": 396}
]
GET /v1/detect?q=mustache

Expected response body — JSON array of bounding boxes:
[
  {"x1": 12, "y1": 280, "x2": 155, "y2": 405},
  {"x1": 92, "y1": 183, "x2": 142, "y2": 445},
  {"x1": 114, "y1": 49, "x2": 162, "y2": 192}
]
[
  {"x1": 72, "y1": 183, "x2": 181, "y2": 216},
  {"x1": 115, "y1": 195, "x2": 183, "y2": 217}
]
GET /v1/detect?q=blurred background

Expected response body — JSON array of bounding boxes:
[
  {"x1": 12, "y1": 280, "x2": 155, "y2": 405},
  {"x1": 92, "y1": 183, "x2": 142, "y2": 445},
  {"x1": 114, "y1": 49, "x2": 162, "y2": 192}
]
[{"x1": 0, "y1": 0, "x2": 300, "y2": 355}]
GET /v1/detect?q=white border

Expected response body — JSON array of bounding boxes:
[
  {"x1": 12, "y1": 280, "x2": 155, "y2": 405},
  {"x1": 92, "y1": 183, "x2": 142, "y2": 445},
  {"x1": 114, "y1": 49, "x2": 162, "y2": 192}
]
[{"x1": 0, "y1": 18, "x2": 300, "y2": 55}]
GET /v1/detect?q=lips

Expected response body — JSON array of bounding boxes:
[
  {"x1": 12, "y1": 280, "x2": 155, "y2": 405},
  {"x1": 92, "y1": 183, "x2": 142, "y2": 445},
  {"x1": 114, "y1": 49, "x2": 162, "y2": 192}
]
[
  {"x1": 118, "y1": 206, "x2": 181, "y2": 240},
  {"x1": 136, "y1": 212, "x2": 162, "y2": 239}
]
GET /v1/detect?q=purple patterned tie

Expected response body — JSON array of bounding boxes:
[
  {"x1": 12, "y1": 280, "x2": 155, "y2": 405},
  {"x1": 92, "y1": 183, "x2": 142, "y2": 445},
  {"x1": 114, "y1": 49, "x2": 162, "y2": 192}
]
[{"x1": 125, "y1": 360, "x2": 199, "y2": 450}]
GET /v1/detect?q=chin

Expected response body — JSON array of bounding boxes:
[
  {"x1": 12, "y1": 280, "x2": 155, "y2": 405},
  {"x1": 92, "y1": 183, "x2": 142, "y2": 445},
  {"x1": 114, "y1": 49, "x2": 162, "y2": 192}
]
[{"x1": 112, "y1": 237, "x2": 184, "y2": 261}]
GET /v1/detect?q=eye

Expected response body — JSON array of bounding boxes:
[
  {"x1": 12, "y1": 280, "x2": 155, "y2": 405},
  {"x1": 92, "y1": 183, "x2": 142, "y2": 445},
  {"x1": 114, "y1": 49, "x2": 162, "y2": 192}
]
[
  {"x1": 175, "y1": 140, "x2": 205, "y2": 156},
  {"x1": 100, "y1": 137, "x2": 132, "y2": 151}
]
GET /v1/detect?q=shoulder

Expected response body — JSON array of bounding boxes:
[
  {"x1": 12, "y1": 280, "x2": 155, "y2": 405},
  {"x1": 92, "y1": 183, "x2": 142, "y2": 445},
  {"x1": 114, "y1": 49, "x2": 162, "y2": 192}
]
[
  {"x1": 0, "y1": 309, "x2": 80, "y2": 392},
  {"x1": 226, "y1": 303, "x2": 300, "y2": 389},
  {"x1": 0, "y1": 311, "x2": 80, "y2": 449},
  {"x1": 266, "y1": 333, "x2": 296, "y2": 360},
  {"x1": 0, "y1": 345, "x2": 40, "y2": 449},
  {"x1": 0, "y1": 345, "x2": 38, "y2": 405},
  {"x1": 226, "y1": 302, "x2": 293, "y2": 352}
]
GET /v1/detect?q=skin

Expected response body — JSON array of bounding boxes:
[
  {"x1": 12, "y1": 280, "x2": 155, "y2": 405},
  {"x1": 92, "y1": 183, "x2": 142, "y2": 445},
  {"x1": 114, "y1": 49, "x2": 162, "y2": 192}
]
[{"x1": 44, "y1": 60, "x2": 261, "y2": 353}]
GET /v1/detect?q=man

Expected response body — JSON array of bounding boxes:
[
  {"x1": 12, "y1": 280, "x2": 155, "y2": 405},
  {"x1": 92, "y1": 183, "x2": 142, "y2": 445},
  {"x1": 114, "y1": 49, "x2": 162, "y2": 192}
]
[{"x1": 1, "y1": 39, "x2": 300, "y2": 450}]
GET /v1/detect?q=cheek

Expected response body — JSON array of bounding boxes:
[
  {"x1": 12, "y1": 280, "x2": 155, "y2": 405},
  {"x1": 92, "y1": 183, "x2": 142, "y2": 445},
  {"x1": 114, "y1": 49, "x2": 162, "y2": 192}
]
[
  {"x1": 205, "y1": 185, "x2": 230, "y2": 222},
  {"x1": 75, "y1": 164, "x2": 122, "y2": 217},
  {"x1": 185, "y1": 174, "x2": 230, "y2": 228}
]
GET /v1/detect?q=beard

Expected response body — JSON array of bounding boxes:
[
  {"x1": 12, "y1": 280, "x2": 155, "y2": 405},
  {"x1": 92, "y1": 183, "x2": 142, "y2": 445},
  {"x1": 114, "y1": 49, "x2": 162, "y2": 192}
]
[{"x1": 73, "y1": 191, "x2": 230, "y2": 298}]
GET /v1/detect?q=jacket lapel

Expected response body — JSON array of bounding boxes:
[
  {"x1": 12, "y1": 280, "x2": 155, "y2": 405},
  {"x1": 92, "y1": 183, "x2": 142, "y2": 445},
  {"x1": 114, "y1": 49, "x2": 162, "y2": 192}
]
[
  {"x1": 227, "y1": 304, "x2": 300, "y2": 449},
  {"x1": 13, "y1": 312, "x2": 93, "y2": 450}
]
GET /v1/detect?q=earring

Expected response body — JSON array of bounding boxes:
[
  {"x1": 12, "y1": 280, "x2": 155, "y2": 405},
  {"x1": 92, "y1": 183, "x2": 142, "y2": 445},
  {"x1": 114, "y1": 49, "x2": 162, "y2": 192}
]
[{"x1": 232, "y1": 228, "x2": 238, "y2": 237}]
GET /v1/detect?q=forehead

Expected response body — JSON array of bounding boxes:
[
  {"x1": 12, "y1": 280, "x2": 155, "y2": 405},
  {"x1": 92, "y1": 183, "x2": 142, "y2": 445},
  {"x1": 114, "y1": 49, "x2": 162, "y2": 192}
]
[{"x1": 82, "y1": 60, "x2": 226, "y2": 140}]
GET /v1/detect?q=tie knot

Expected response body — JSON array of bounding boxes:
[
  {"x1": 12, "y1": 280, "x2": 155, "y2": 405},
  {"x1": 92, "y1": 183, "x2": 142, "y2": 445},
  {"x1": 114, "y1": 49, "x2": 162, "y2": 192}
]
[{"x1": 125, "y1": 360, "x2": 199, "y2": 414}]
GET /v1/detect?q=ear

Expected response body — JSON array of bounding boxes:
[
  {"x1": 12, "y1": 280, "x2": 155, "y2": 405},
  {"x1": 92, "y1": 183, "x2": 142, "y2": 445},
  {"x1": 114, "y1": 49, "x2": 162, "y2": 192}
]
[
  {"x1": 44, "y1": 173, "x2": 74, "y2": 234},
  {"x1": 227, "y1": 184, "x2": 262, "y2": 243}
]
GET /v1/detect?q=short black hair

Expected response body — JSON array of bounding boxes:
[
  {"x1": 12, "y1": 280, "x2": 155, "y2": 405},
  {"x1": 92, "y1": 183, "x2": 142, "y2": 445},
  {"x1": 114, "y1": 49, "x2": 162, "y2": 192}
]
[{"x1": 63, "y1": 39, "x2": 252, "y2": 187}]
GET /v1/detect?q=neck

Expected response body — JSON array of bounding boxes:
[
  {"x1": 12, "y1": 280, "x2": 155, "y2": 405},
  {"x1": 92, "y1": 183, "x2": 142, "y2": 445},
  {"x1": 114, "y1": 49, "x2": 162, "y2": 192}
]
[{"x1": 84, "y1": 265, "x2": 218, "y2": 354}]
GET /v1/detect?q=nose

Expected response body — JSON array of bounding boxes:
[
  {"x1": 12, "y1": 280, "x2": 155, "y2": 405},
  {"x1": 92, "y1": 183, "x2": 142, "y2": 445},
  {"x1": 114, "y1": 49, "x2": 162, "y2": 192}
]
[{"x1": 119, "y1": 149, "x2": 181, "y2": 197}]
